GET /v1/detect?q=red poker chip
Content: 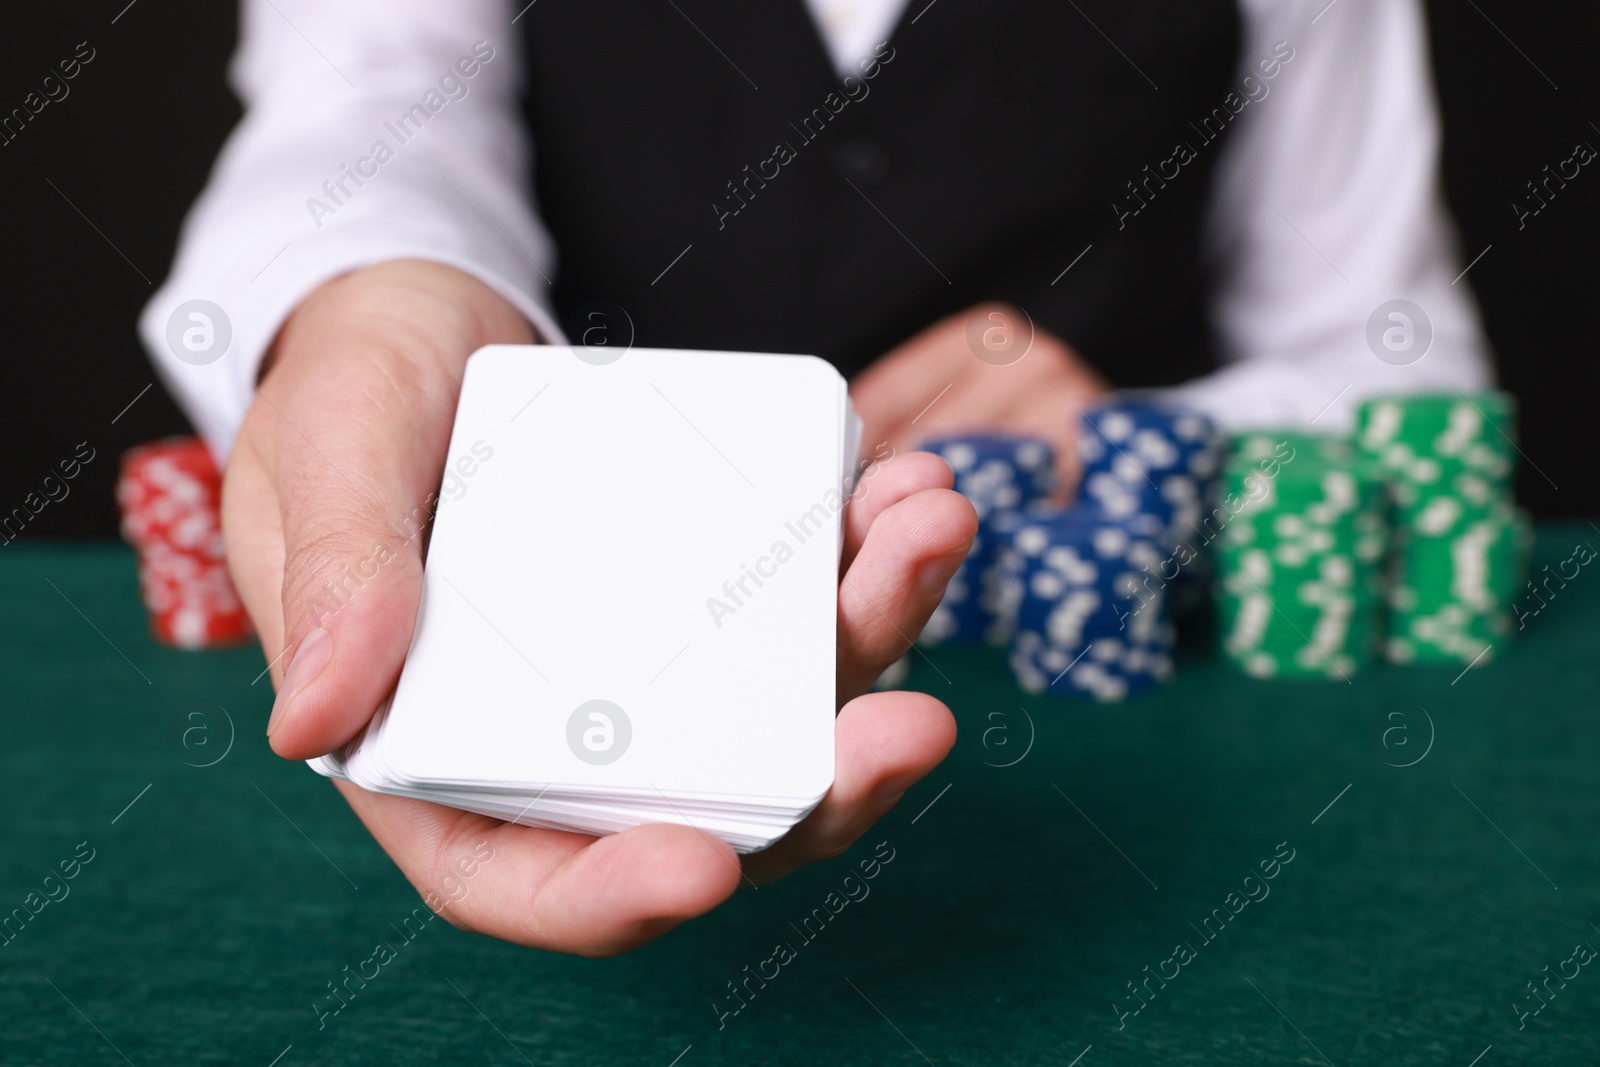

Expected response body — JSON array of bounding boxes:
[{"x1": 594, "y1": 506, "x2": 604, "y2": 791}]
[
  {"x1": 117, "y1": 437, "x2": 253, "y2": 649},
  {"x1": 149, "y1": 600, "x2": 252, "y2": 649}
]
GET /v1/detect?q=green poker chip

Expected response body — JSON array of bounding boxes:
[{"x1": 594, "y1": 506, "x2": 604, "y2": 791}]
[
  {"x1": 1213, "y1": 444, "x2": 1389, "y2": 676},
  {"x1": 1227, "y1": 431, "x2": 1355, "y2": 467},
  {"x1": 1214, "y1": 394, "x2": 1529, "y2": 676},
  {"x1": 1355, "y1": 392, "x2": 1528, "y2": 667}
]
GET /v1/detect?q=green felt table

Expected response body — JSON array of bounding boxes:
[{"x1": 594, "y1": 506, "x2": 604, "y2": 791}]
[{"x1": 2, "y1": 527, "x2": 1597, "y2": 1066}]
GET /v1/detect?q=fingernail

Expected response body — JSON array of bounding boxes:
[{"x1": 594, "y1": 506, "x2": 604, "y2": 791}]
[
  {"x1": 917, "y1": 559, "x2": 955, "y2": 598},
  {"x1": 267, "y1": 627, "x2": 332, "y2": 737}
]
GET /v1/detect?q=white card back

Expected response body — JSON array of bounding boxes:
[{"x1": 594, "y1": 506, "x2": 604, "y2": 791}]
[{"x1": 359, "y1": 345, "x2": 845, "y2": 805}]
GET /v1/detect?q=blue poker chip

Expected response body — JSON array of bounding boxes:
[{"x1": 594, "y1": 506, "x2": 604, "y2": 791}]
[
  {"x1": 1074, "y1": 400, "x2": 1221, "y2": 621},
  {"x1": 997, "y1": 502, "x2": 1179, "y2": 701},
  {"x1": 1003, "y1": 512, "x2": 1167, "y2": 626},
  {"x1": 916, "y1": 436, "x2": 1056, "y2": 646},
  {"x1": 920, "y1": 434, "x2": 1056, "y2": 519},
  {"x1": 922, "y1": 433, "x2": 1055, "y2": 473},
  {"x1": 1077, "y1": 399, "x2": 1220, "y2": 490},
  {"x1": 1010, "y1": 629, "x2": 1174, "y2": 701},
  {"x1": 937, "y1": 400, "x2": 1222, "y2": 696}
]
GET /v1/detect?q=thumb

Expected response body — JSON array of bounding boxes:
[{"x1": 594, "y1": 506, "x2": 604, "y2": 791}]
[
  {"x1": 262, "y1": 342, "x2": 453, "y2": 760},
  {"x1": 257, "y1": 266, "x2": 532, "y2": 760}
]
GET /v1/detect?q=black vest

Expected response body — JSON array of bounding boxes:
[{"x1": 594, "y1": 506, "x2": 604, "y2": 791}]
[{"x1": 519, "y1": 0, "x2": 1240, "y2": 385}]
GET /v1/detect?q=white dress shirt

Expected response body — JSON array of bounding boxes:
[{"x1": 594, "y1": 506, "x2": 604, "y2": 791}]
[{"x1": 139, "y1": 0, "x2": 1492, "y2": 459}]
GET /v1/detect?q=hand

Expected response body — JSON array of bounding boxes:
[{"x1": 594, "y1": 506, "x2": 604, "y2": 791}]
[
  {"x1": 850, "y1": 303, "x2": 1110, "y2": 494},
  {"x1": 225, "y1": 259, "x2": 976, "y2": 955}
]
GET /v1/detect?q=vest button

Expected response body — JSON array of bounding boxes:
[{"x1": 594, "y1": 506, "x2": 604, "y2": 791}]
[{"x1": 830, "y1": 137, "x2": 890, "y2": 188}]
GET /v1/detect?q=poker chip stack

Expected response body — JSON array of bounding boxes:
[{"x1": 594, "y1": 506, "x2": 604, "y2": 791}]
[
  {"x1": 117, "y1": 438, "x2": 252, "y2": 649},
  {"x1": 1355, "y1": 393, "x2": 1530, "y2": 665},
  {"x1": 1228, "y1": 430, "x2": 1356, "y2": 468},
  {"x1": 917, "y1": 435, "x2": 1055, "y2": 646},
  {"x1": 1212, "y1": 432, "x2": 1389, "y2": 679},
  {"x1": 999, "y1": 505, "x2": 1176, "y2": 701},
  {"x1": 1076, "y1": 399, "x2": 1222, "y2": 610}
]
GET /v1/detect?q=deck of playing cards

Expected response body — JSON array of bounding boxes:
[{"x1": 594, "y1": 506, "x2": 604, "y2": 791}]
[{"x1": 309, "y1": 345, "x2": 858, "y2": 853}]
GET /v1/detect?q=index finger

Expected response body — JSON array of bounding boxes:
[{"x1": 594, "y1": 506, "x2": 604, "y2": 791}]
[{"x1": 842, "y1": 449, "x2": 954, "y2": 571}]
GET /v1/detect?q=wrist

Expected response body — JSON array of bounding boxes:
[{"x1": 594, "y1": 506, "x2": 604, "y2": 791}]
[{"x1": 261, "y1": 259, "x2": 534, "y2": 382}]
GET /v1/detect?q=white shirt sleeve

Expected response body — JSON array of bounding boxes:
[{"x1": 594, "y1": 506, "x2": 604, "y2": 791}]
[
  {"x1": 1175, "y1": 0, "x2": 1494, "y2": 432},
  {"x1": 138, "y1": 0, "x2": 562, "y2": 460}
]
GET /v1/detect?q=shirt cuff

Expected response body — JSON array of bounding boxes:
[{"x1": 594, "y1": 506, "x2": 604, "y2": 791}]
[{"x1": 139, "y1": 240, "x2": 566, "y2": 463}]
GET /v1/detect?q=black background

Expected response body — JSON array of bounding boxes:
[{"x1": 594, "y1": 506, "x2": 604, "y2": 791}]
[{"x1": 0, "y1": 0, "x2": 1594, "y2": 539}]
